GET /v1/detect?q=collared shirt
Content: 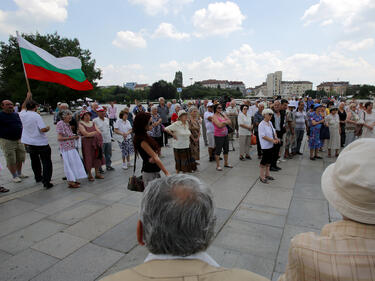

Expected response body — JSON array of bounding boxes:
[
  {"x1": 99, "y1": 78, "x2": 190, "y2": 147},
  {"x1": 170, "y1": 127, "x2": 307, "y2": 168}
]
[
  {"x1": 258, "y1": 120, "x2": 276, "y2": 149},
  {"x1": 93, "y1": 117, "x2": 111, "y2": 143},
  {"x1": 253, "y1": 111, "x2": 264, "y2": 133},
  {"x1": 90, "y1": 109, "x2": 98, "y2": 120},
  {"x1": 274, "y1": 113, "x2": 281, "y2": 131},
  {"x1": 19, "y1": 110, "x2": 48, "y2": 146},
  {"x1": 108, "y1": 106, "x2": 117, "y2": 119},
  {"x1": 144, "y1": 251, "x2": 220, "y2": 268},
  {"x1": 165, "y1": 121, "x2": 191, "y2": 149},
  {"x1": 279, "y1": 220, "x2": 375, "y2": 281},
  {"x1": 204, "y1": 111, "x2": 215, "y2": 133},
  {"x1": 238, "y1": 112, "x2": 252, "y2": 136},
  {"x1": 114, "y1": 119, "x2": 132, "y2": 140},
  {"x1": 157, "y1": 104, "x2": 169, "y2": 123},
  {"x1": 295, "y1": 110, "x2": 307, "y2": 130}
]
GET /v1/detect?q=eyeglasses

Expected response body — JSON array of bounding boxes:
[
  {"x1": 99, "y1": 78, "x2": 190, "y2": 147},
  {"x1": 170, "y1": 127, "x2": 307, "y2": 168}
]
[
  {"x1": 243, "y1": 107, "x2": 248, "y2": 110},
  {"x1": 217, "y1": 107, "x2": 222, "y2": 109}
]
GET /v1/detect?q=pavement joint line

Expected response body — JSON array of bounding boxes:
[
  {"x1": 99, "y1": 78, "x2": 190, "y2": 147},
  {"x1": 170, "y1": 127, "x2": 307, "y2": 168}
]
[{"x1": 0, "y1": 185, "x2": 43, "y2": 204}]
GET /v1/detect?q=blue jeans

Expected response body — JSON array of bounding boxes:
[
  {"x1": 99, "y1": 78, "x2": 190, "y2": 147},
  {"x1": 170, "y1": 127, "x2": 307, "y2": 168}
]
[{"x1": 103, "y1": 142, "x2": 112, "y2": 168}]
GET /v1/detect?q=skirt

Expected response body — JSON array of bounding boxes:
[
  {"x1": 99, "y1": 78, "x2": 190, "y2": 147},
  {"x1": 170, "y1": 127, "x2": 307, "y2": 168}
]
[
  {"x1": 119, "y1": 138, "x2": 134, "y2": 158},
  {"x1": 61, "y1": 149, "x2": 87, "y2": 182},
  {"x1": 173, "y1": 148, "x2": 197, "y2": 173}
]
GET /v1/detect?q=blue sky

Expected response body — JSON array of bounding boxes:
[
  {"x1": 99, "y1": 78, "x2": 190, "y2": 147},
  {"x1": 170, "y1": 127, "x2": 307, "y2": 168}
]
[{"x1": 0, "y1": 0, "x2": 374, "y2": 88}]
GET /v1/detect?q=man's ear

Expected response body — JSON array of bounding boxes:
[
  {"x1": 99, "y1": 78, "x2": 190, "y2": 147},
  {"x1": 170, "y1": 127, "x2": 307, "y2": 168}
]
[{"x1": 137, "y1": 220, "x2": 145, "y2": 246}]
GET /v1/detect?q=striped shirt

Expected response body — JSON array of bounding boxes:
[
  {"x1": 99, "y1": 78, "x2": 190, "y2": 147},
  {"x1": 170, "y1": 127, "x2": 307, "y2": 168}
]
[{"x1": 279, "y1": 220, "x2": 375, "y2": 281}]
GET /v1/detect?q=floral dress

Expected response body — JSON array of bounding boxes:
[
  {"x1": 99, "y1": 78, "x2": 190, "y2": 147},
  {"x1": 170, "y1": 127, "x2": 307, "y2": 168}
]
[
  {"x1": 189, "y1": 118, "x2": 200, "y2": 161},
  {"x1": 308, "y1": 112, "x2": 323, "y2": 149},
  {"x1": 150, "y1": 113, "x2": 163, "y2": 148}
]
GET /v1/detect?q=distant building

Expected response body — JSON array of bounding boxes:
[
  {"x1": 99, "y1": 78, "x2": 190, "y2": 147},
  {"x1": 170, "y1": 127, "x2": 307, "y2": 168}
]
[
  {"x1": 266, "y1": 71, "x2": 282, "y2": 97},
  {"x1": 317, "y1": 81, "x2": 349, "y2": 96},
  {"x1": 173, "y1": 71, "x2": 183, "y2": 88},
  {"x1": 124, "y1": 82, "x2": 136, "y2": 90},
  {"x1": 281, "y1": 81, "x2": 313, "y2": 97},
  {"x1": 253, "y1": 82, "x2": 267, "y2": 96},
  {"x1": 134, "y1": 84, "x2": 149, "y2": 91},
  {"x1": 199, "y1": 79, "x2": 246, "y2": 94}
]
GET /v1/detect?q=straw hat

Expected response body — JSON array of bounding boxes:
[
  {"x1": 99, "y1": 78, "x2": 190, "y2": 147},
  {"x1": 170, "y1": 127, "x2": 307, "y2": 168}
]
[
  {"x1": 178, "y1": 110, "x2": 188, "y2": 118},
  {"x1": 321, "y1": 138, "x2": 375, "y2": 224}
]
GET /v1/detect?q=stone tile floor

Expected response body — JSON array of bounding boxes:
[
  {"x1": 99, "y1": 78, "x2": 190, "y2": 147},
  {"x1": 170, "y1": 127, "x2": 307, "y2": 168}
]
[{"x1": 0, "y1": 115, "x2": 340, "y2": 281}]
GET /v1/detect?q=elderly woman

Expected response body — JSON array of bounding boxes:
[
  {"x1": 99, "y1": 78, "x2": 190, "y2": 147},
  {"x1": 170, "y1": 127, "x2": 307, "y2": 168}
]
[
  {"x1": 360, "y1": 102, "x2": 375, "y2": 138},
  {"x1": 226, "y1": 100, "x2": 239, "y2": 139},
  {"x1": 338, "y1": 102, "x2": 347, "y2": 147},
  {"x1": 56, "y1": 110, "x2": 87, "y2": 188},
  {"x1": 188, "y1": 106, "x2": 201, "y2": 164},
  {"x1": 114, "y1": 110, "x2": 134, "y2": 170},
  {"x1": 149, "y1": 105, "x2": 163, "y2": 148},
  {"x1": 258, "y1": 109, "x2": 279, "y2": 184},
  {"x1": 171, "y1": 104, "x2": 181, "y2": 123},
  {"x1": 78, "y1": 111, "x2": 105, "y2": 181},
  {"x1": 212, "y1": 104, "x2": 232, "y2": 171},
  {"x1": 238, "y1": 104, "x2": 252, "y2": 160},
  {"x1": 345, "y1": 103, "x2": 360, "y2": 146},
  {"x1": 165, "y1": 110, "x2": 196, "y2": 173},
  {"x1": 325, "y1": 107, "x2": 341, "y2": 157},
  {"x1": 308, "y1": 104, "x2": 325, "y2": 160}
]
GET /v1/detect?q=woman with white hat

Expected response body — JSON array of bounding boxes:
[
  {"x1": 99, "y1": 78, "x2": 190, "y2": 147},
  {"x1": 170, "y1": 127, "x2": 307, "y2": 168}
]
[
  {"x1": 325, "y1": 107, "x2": 341, "y2": 157},
  {"x1": 165, "y1": 110, "x2": 196, "y2": 173}
]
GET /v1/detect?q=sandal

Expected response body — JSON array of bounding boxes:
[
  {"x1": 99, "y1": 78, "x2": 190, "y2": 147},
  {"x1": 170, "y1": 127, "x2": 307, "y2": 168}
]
[
  {"x1": 224, "y1": 164, "x2": 233, "y2": 168},
  {"x1": 310, "y1": 157, "x2": 316, "y2": 160},
  {"x1": 259, "y1": 177, "x2": 268, "y2": 184},
  {"x1": 95, "y1": 175, "x2": 104, "y2": 179},
  {"x1": 266, "y1": 176, "x2": 275, "y2": 180},
  {"x1": 216, "y1": 167, "x2": 223, "y2": 171},
  {"x1": 68, "y1": 182, "x2": 80, "y2": 188},
  {"x1": 88, "y1": 176, "x2": 95, "y2": 182},
  {"x1": 245, "y1": 155, "x2": 252, "y2": 159},
  {"x1": 0, "y1": 186, "x2": 9, "y2": 193}
]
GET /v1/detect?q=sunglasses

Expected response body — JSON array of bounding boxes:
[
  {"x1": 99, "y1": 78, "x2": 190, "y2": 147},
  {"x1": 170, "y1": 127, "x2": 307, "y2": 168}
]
[
  {"x1": 217, "y1": 107, "x2": 222, "y2": 109},
  {"x1": 243, "y1": 107, "x2": 248, "y2": 110}
]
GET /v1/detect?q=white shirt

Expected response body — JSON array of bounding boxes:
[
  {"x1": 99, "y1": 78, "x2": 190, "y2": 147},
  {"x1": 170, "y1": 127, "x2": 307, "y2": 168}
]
[
  {"x1": 258, "y1": 120, "x2": 276, "y2": 149},
  {"x1": 248, "y1": 105, "x2": 257, "y2": 117},
  {"x1": 238, "y1": 112, "x2": 252, "y2": 136},
  {"x1": 204, "y1": 111, "x2": 214, "y2": 133},
  {"x1": 19, "y1": 110, "x2": 48, "y2": 146},
  {"x1": 144, "y1": 251, "x2": 220, "y2": 268},
  {"x1": 226, "y1": 106, "x2": 238, "y2": 116},
  {"x1": 165, "y1": 121, "x2": 191, "y2": 149},
  {"x1": 114, "y1": 119, "x2": 132, "y2": 140},
  {"x1": 93, "y1": 117, "x2": 111, "y2": 143}
]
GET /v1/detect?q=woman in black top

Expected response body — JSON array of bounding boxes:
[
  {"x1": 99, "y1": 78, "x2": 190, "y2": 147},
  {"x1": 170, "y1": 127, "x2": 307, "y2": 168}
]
[
  {"x1": 338, "y1": 102, "x2": 347, "y2": 147},
  {"x1": 133, "y1": 112, "x2": 169, "y2": 187}
]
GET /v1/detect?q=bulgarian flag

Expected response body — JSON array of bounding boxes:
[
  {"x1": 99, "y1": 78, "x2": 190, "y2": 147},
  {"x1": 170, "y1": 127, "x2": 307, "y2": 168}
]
[{"x1": 17, "y1": 34, "x2": 93, "y2": 91}]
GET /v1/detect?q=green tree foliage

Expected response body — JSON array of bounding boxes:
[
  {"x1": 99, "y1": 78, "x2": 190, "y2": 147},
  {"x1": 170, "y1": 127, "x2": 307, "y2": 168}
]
[
  {"x1": 149, "y1": 80, "x2": 177, "y2": 100},
  {"x1": 352, "y1": 85, "x2": 375, "y2": 99},
  {"x1": 303, "y1": 89, "x2": 326, "y2": 99},
  {"x1": 0, "y1": 32, "x2": 101, "y2": 106},
  {"x1": 181, "y1": 84, "x2": 243, "y2": 100},
  {"x1": 92, "y1": 86, "x2": 149, "y2": 103}
]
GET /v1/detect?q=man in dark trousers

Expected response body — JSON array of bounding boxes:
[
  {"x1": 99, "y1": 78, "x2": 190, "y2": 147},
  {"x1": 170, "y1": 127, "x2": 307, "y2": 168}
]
[
  {"x1": 270, "y1": 100, "x2": 286, "y2": 171},
  {"x1": 157, "y1": 97, "x2": 170, "y2": 147}
]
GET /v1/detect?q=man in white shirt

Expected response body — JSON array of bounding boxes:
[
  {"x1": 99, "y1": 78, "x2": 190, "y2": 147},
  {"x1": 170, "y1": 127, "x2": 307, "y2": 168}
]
[
  {"x1": 94, "y1": 107, "x2": 114, "y2": 171},
  {"x1": 204, "y1": 102, "x2": 215, "y2": 161},
  {"x1": 19, "y1": 92, "x2": 53, "y2": 189}
]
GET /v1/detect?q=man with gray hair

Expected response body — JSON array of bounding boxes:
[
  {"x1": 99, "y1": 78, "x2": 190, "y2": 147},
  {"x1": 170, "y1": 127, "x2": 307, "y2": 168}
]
[
  {"x1": 157, "y1": 97, "x2": 170, "y2": 147},
  {"x1": 100, "y1": 174, "x2": 269, "y2": 281}
]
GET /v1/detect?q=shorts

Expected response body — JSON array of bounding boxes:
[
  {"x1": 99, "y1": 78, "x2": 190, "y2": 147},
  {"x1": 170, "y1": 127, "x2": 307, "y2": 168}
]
[
  {"x1": 260, "y1": 148, "x2": 273, "y2": 166},
  {"x1": 0, "y1": 138, "x2": 26, "y2": 166},
  {"x1": 207, "y1": 132, "x2": 215, "y2": 148},
  {"x1": 214, "y1": 135, "x2": 229, "y2": 155}
]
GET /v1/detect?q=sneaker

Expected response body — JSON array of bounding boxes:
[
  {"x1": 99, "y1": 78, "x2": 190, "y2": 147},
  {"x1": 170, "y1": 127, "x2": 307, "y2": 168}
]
[
  {"x1": 279, "y1": 158, "x2": 287, "y2": 162},
  {"x1": 12, "y1": 177, "x2": 22, "y2": 183},
  {"x1": 128, "y1": 162, "x2": 134, "y2": 167},
  {"x1": 18, "y1": 174, "x2": 28, "y2": 179},
  {"x1": 122, "y1": 163, "x2": 128, "y2": 170}
]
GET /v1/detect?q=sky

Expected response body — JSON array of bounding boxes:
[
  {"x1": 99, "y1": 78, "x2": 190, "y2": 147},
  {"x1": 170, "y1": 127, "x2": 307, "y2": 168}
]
[{"x1": 0, "y1": 0, "x2": 374, "y2": 89}]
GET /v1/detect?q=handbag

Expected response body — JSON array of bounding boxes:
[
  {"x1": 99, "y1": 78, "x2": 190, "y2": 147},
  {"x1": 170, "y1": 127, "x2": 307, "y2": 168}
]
[
  {"x1": 127, "y1": 156, "x2": 145, "y2": 192},
  {"x1": 226, "y1": 124, "x2": 234, "y2": 134},
  {"x1": 320, "y1": 125, "x2": 330, "y2": 140},
  {"x1": 354, "y1": 112, "x2": 365, "y2": 137},
  {"x1": 251, "y1": 134, "x2": 257, "y2": 145}
]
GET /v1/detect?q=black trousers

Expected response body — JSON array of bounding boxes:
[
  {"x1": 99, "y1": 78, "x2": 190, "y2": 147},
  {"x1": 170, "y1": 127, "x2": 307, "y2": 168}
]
[
  {"x1": 28, "y1": 144, "x2": 53, "y2": 184},
  {"x1": 340, "y1": 124, "x2": 346, "y2": 147},
  {"x1": 271, "y1": 131, "x2": 283, "y2": 168},
  {"x1": 162, "y1": 122, "x2": 170, "y2": 145},
  {"x1": 255, "y1": 131, "x2": 262, "y2": 156}
]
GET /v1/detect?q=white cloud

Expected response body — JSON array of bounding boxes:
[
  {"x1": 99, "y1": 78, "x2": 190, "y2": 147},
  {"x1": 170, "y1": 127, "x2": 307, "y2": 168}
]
[
  {"x1": 0, "y1": 0, "x2": 68, "y2": 34},
  {"x1": 192, "y1": 1, "x2": 245, "y2": 37},
  {"x1": 152, "y1": 23, "x2": 190, "y2": 40},
  {"x1": 160, "y1": 60, "x2": 180, "y2": 70},
  {"x1": 336, "y1": 38, "x2": 375, "y2": 51},
  {"x1": 128, "y1": 0, "x2": 193, "y2": 15},
  {"x1": 112, "y1": 31, "x2": 147, "y2": 49},
  {"x1": 302, "y1": 0, "x2": 375, "y2": 30},
  {"x1": 98, "y1": 64, "x2": 147, "y2": 86}
]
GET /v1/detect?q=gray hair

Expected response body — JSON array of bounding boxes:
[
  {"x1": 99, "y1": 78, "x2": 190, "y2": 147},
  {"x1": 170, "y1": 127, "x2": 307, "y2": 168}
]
[
  {"x1": 151, "y1": 105, "x2": 158, "y2": 111},
  {"x1": 60, "y1": 109, "x2": 72, "y2": 119},
  {"x1": 140, "y1": 174, "x2": 216, "y2": 256},
  {"x1": 59, "y1": 103, "x2": 69, "y2": 109},
  {"x1": 188, "y1": 106, "x2": 198, "y2": 113},
  {"x1": 262, "y1": 108, "x2": 274, "y2": 116},
  {"x1": 159, "y1": 97, "x2": 165, "y2": 102}
]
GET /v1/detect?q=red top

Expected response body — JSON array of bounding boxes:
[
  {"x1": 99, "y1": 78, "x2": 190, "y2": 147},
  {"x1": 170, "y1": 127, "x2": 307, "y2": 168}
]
[{"x1": 171, "y1": 113, "x2": 178, "y2": 123}]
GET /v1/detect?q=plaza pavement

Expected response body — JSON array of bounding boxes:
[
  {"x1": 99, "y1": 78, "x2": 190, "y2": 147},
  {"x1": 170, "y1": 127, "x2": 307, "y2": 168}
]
[{"x1": 0, "y1": 114, "x2": 341, "y2": 281}]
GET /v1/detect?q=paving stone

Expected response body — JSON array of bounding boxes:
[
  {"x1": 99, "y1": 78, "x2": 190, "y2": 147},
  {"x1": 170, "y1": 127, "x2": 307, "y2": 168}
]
[
  {"x1": 98, "y1": 246, "x2": 149, "y2": 278},
  {"x1": 0, "y1": 249, "x2": 12, "y2": 263},
  {"x1": 213, "y1": 219, "x2": 283, "y2": 260},
  {"x1": 35, "y1": 191, "x2": 94, "y2": 215},
  {"x1": 93, "y1": 213, "x2": 138, "y2": 253},
  {"x1": 118, "y1": 192, "x2": 143, "y2": 207},
  {"x1": 30, "y1": 243, "x2": 123, "y2": 281},
  {"x1": 0, "y1": 219, "x2": 66, "y2": 254},
  {"x1": 293, "y1": 182, "x2": 325, "y2": 200},
  {"x1": 48, "y1": 201, "x2": 107, "y2": 225},
  {"x1": 275, "y1": 224, "x2": 320, "y2": 273},
  {"x1": 0, "y1": 248, "x2": 58, "y2": 281},
  {"x1": 0, "y1": 211, "x2": 46, "y2": 238},
  {"x1": 65, "y1": 203, "x2": 138, "y2": 241},
  {"x1": 287, "y1": 197, "x2": 329, "y2": 229},
  {"x1": 234, "y1": 203, "x2": 287, "y2": 228},
  {"x1": 98, "y1": 190, "x2": 129, "y2": 202},
  {"x1": 214, "y1": 208, "x2": 232, "y2": 234},
  {"x1": 244, "y1": 185, "x2": 293, "y2": 210},
  {"x1": 272, "y1": 271, "x2": 283, "y2": 281},
  {"x1": 328, "y1": 203, "x2": 342, "y2": 222},
  {"x1": 207, "y1": 245, "x2": 274, "y2": 279},
  {"x1": 0, "y1": 199, "x2": 38, "y2": 223},
  {"x1": 31, "y1": 232, "x2": 89, "y2": 259},
  {"x1": 19, "y1": 186, "x2": 73, "y2": 205}
]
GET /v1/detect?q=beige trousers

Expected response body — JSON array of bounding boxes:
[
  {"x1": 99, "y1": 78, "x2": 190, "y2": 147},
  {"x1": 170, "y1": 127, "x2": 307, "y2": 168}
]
[{"x1": 239, "y1": 135, "x2": 250, "y2": 156}]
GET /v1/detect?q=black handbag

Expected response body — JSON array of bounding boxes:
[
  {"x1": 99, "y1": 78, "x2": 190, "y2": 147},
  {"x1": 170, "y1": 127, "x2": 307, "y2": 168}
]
[
  {"x1": 127, "y1": 156, "x2": 145, "y2": 192},
  {"x1": 320, "y1": 125, "x2": 330, "y2": 140},
  {"x1": 226, "y1": 124, "x2": 234, "y2": 134}
]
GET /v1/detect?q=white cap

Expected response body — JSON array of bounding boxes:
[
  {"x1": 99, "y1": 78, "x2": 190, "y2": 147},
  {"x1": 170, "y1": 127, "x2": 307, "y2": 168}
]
[{"x1": 207, "y1": 102, "x2": 214, "y2": 107}]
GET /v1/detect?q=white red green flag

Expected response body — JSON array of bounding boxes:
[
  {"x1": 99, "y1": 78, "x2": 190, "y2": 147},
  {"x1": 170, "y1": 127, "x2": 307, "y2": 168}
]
[{"x1": 17, "y1": 34, "x2": 93, "y2": 91}]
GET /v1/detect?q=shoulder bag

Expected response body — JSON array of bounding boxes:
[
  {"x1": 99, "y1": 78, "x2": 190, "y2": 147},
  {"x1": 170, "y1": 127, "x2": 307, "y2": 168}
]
[{"x1": 127, "y1": 156, "x2": 145, "y2": 192}]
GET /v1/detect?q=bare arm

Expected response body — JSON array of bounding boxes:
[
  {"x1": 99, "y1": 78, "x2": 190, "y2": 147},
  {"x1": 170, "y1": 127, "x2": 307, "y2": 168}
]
[
  {"x1": 21, "y1": 92, "x2": 32, "y2": 110},
  {"x1": 141, "y1": 141, "x2": 169, "y2": 176},
  {"x1": 345, "y1": 111, "x2": 357, "y2": 125},
  {"x1": 79, "y1": 124, "x2": 96, "y2": 137}
]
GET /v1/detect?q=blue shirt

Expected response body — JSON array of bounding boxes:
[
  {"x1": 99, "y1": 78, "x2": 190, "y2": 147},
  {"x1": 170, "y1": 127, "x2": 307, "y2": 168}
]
[{"x1": 0, "y1": 111, "x2": 23, "y2": 140}]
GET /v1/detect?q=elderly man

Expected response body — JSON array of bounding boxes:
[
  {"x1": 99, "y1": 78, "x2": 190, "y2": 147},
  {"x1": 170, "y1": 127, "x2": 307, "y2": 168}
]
[
  {"x1": 90, "y1": 102, "x2": 99, "y2": 120},
  {"x1": 253, "y1": 103, "x2": 265, "y2": 159},
  {"x1": 101, "y1": 174, "x2": 269, "y2": 281},
  {"x1": 0, "y1": 99, "x2": 26, "y2": 184},
  {"x1": 279, "y1": 138, "x2": 375, "y2": 281},
  {"x1": 270, "y1": 101, "x2": 285, "y2": 171},
  {"x1": 157, "y1": 97, "x2": 170, "y2": 147},
  {"x1": 226, "y1": 100, "x2": 239, "y2": 139}
]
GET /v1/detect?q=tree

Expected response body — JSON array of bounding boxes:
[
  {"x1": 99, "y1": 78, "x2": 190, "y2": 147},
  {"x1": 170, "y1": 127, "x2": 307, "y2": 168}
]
[
  {"x1": 173, "y1": 71, "x2": 183, "y2": 88},
  {"x1": 149, "y1": 80, "x2": 177, "y2": 100},
  {"x1": 0, "y1": 32, "x2": 101, "y2": 106}
]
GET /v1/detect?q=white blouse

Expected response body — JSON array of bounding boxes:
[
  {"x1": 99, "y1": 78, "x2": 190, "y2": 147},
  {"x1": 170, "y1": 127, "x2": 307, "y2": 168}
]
[
  {"x1": 165, "y1": 121, "x2": 191, "y2": 149},
  {"x1": 258, "y1": 120, "x2": 276, "y2": 149},
  {"x1": 238, "y1": 112, "x2": 252, "y2": 136}
]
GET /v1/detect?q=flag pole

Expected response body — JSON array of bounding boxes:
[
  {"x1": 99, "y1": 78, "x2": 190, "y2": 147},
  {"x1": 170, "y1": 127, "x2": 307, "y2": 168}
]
[{"x1": 16, "y1": 31, "x2": 32, "y2": 93}]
